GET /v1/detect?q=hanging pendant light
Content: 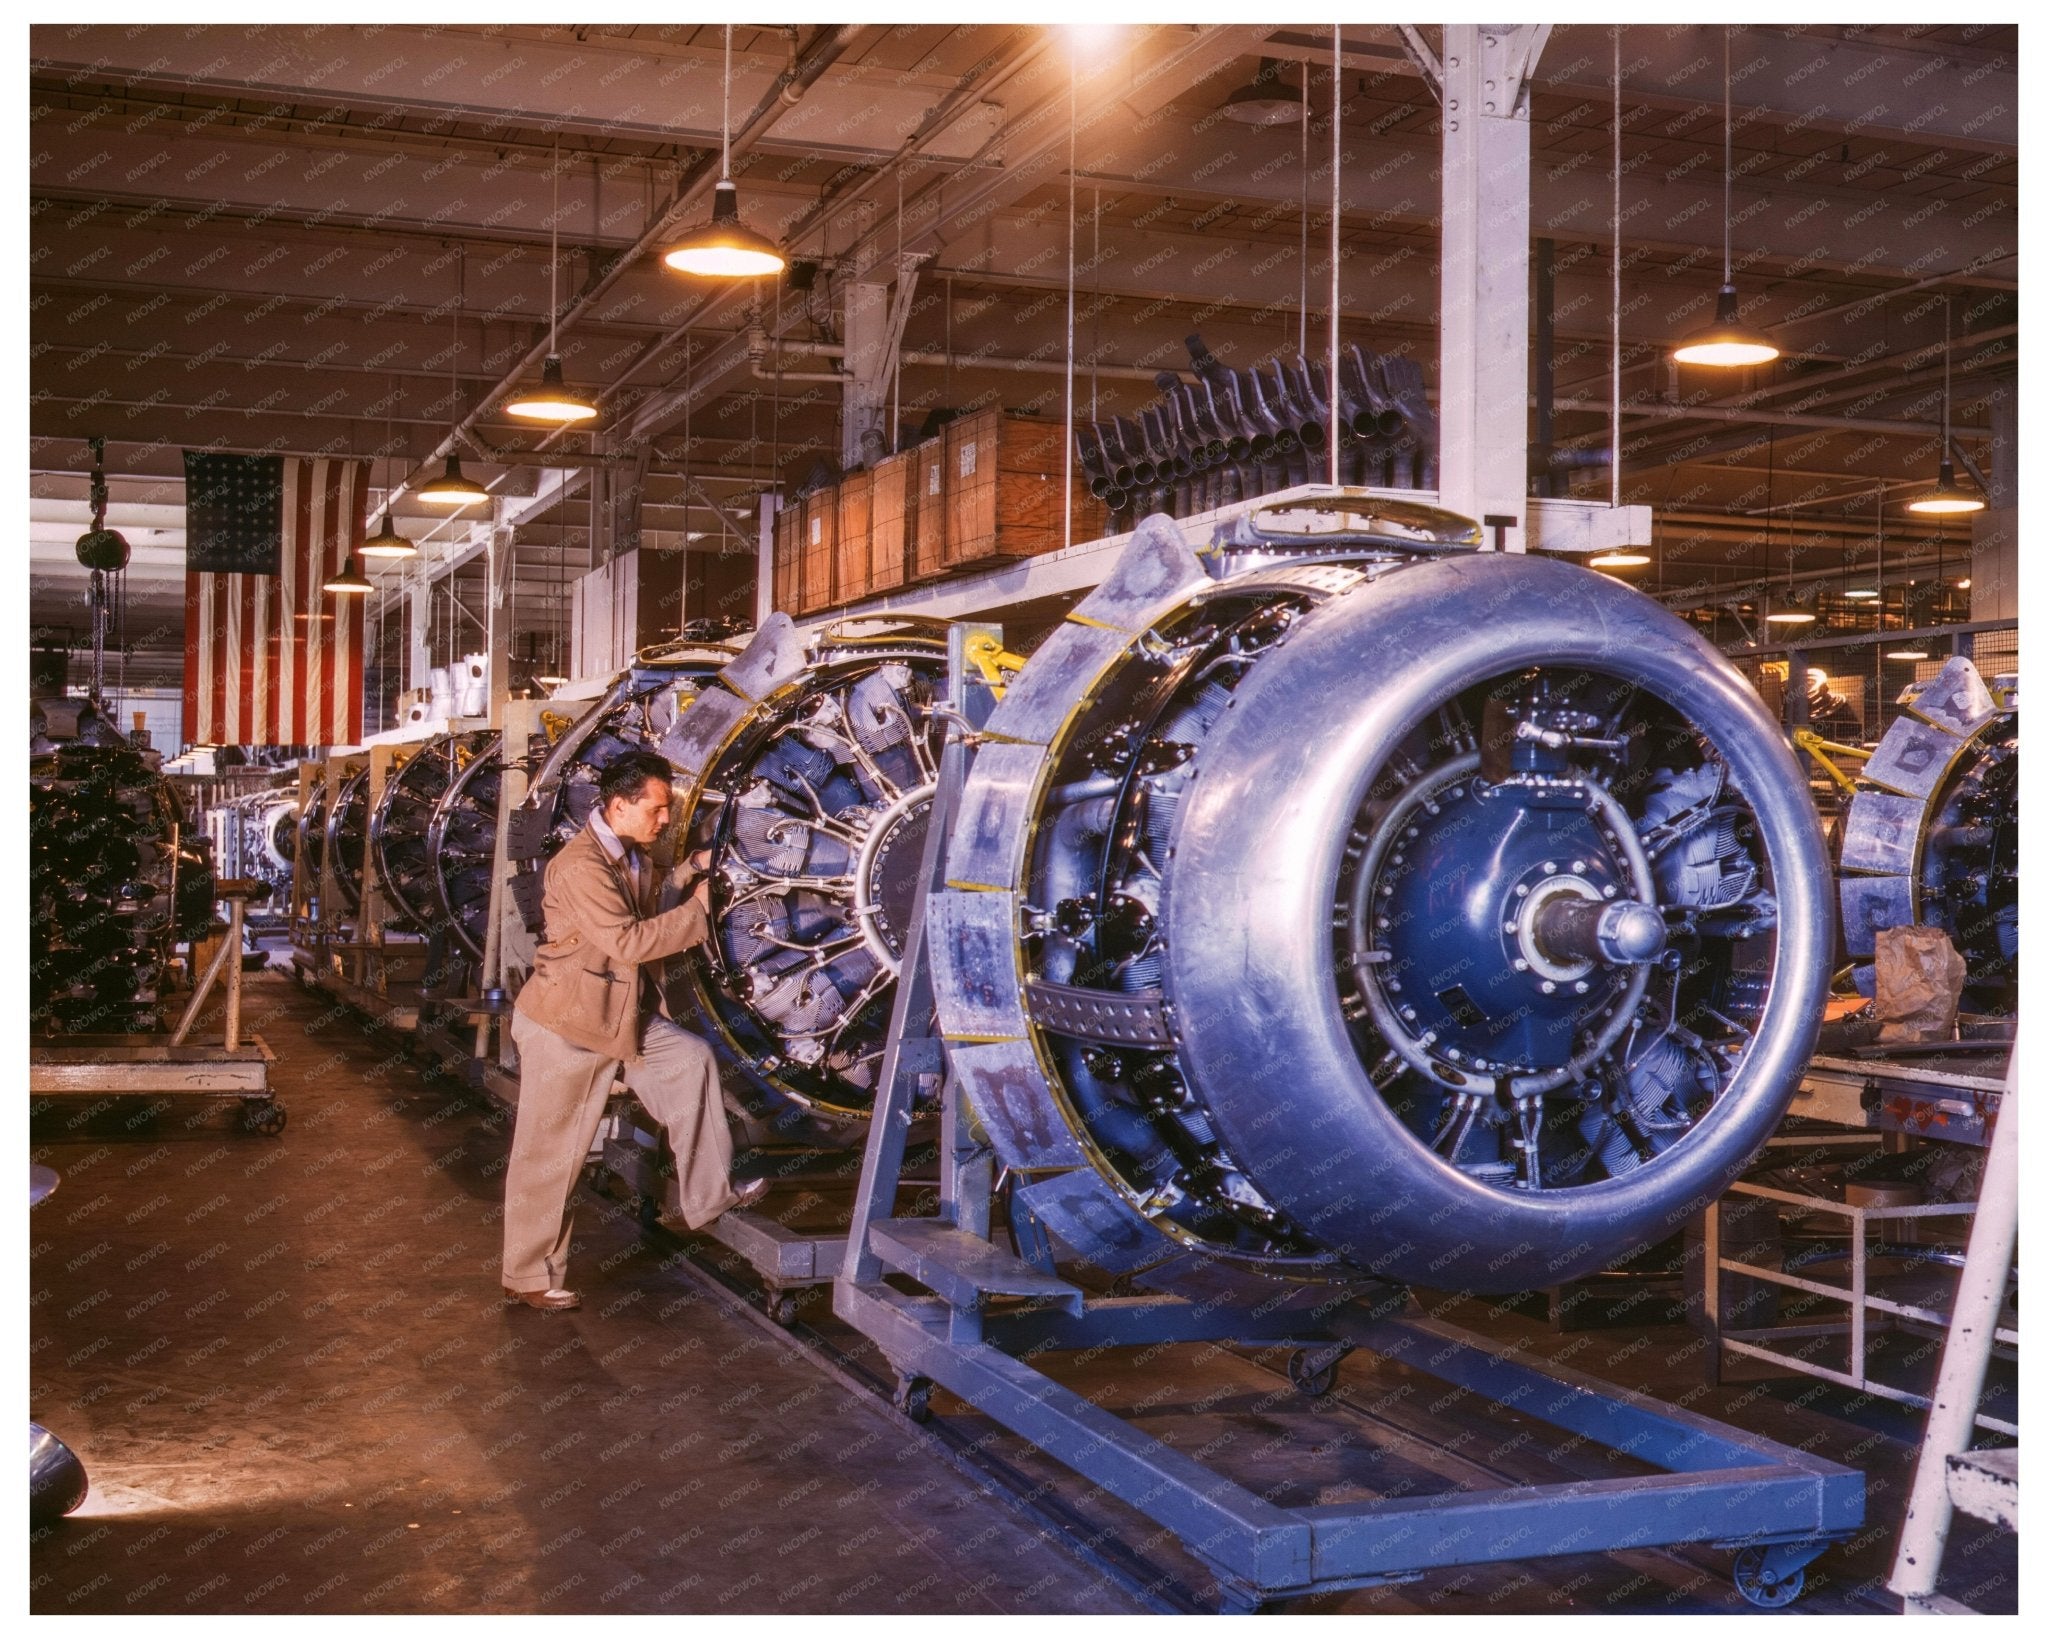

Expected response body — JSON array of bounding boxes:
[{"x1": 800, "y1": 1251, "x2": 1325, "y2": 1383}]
[
  {"x1": 508, "y1": 140, "x2": 599, "y2": 423},
  {"x1": 1907, "y1": 297, "x2": 1985, "y2": 515},
  {"x1": 1671, "y1": 29, "x2": 1778, "y2": 368},
  {"x1": 360, "y1": 513, "x2": 416, "y2": 559},
  {"x1": 361, "y1": 377, "x2": 419, "y2": 558},
  {"x1": 422, "y1": 247, "x2": 491, "y2": 506},
  {"x1": 661, "y1": 27, "x2": 786, "y2": 279},
  {"x1": 323, "y1": 553, "x2": 372, "y2": 595},
  {"x1": 419, "y1": 450, "x2": 489, "y2": 507},
  {"x1": 1588, "y1": 549, "x2": 1651, "y2": 569},
  {"x1": 1220, "y1": 57, "x2": 1304, "y2": 126}
]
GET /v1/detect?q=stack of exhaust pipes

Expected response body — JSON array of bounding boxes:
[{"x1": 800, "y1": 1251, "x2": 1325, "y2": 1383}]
[{"x1": 1075, "y1": 334, "x2": 1439, "y2": 531}]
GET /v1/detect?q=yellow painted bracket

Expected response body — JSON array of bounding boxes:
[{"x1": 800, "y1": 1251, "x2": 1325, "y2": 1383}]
[
  {"x1": 1792, "y1": 727, "x2": 1869, "y2": 793},
  {"x1": 962, "y1": 632, "x2": 1029, "y2": 700}
]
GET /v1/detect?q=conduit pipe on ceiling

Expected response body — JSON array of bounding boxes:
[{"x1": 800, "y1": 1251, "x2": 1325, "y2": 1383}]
[{"x1": 752, "y1": 340, "x2": 1203, "y2": 386}]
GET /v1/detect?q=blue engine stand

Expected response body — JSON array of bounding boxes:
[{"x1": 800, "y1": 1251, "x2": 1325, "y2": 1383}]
[{"x1": 833, "y1": 628, "x2": 1862, "y2": 1611}]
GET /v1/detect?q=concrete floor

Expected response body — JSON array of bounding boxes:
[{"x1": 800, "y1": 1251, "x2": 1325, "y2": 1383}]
[
  {"x1": 30, "y1": 971, "x2": 1142, "y2": 1615},
  {"x1": 32, "y1": 970, "x2": 2016, "y2": 1615}
]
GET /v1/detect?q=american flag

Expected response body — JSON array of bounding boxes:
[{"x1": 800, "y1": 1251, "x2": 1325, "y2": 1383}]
[{"x1": 182, "y1": 454, "x2": 371, "y2": 746}]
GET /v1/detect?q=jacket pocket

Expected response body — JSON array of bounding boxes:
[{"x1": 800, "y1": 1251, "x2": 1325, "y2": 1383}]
[{"x1": 595, "y1": 961, "x2": 628, "y2": 1035}]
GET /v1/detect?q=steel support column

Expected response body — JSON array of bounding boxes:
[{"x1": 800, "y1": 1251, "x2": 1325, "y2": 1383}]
[{"x1": 1436, "y1": 25, "x2": 1548, "y2": 551}]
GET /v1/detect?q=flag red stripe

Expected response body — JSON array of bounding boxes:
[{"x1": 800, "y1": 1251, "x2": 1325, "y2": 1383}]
[
  {"x1": 321, "y1": 462, "x2": 340, "y2": 743},
  {"x1": 294, "y1": 460, "x2": 315, "y2": 745},
  {"x1": 234, "y1": 570, "x2": 253, "y2": 742},
  {"x1": 182, "y1": 574, "x2": 203, "y2": 742}
]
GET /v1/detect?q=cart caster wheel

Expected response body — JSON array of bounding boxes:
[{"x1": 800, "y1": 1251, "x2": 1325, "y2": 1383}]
[
  {"x1": 767, "y1": 1292, "x2": 800, "y2": 1328},
  {"x1": 30, "y1": 1423, "x2": 89, "y2": 1525},
  {"x1": 893, "y1": 1374, "x2": 933, "y2": 1424},
  {"x1": 243, "y1": 1101, "x2": 287, "y2": 1137},
  {"x1": 1731, "y1": 1546, "x2": 1806, "y2": 1609},
  {"x1": 1287, "y1": 1347, "x2": 1341, "y2": 1399}
]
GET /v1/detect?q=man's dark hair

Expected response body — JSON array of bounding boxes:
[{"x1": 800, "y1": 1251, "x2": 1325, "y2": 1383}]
[{"x1": 598, "y1": 751, "x2": 674, "y2": 808}]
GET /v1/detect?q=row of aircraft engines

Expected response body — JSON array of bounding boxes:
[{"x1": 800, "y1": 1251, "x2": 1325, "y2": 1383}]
[{"x1": 271, "y1": 497, "x2": 2014, "y2": 1301}]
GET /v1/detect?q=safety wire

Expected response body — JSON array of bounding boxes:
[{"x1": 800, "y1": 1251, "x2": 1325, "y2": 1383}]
[
  {"x1": 1091, "y1": 184, "x2": 1101, "y2": 422},
  {"x1": 682, "y1": 328, "x2": 692, "y2": 630},
  {"x1": 891, "y1": 165, "x2": 904, "y2": 454},
  {"x1": 1298, "y1": 66, "x2": 1309, "y2": 361},
  {"x1": 1064, "y1": 47, "x2": 1077, "y2": 549},
  {"x1": 1611, "y1": 27, "x2": 1622, "y2": 514},
  {"x1": 1328, "y1": 23, "x2": 1342, "y2": 488}
]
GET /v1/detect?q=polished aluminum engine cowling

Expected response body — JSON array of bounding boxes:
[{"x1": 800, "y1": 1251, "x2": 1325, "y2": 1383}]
[
  {"x1": 371, "y1": 732, "x2": 489, "y2": 934},
  {"x1": 510, "y1": 623, "x2": 945, "y2": 1120},
  {"x1": 929, "y1": 505, "x2": 1832, "y2": 1301}
]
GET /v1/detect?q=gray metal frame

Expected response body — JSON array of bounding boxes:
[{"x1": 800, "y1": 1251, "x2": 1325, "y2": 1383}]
[{"x1": 831, "y1": 631, "x2": 1865, "y2": 1610}]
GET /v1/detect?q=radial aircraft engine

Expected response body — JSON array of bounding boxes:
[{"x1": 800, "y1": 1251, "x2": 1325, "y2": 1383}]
[
  {"x1": 927, "y1": 496, "x2": 1832, "y2": 1306},
  {"x1": 509, "y1": 627, "x2": 946, "y2": 1125}
]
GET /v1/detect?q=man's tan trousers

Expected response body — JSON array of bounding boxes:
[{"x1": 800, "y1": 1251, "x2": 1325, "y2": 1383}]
[{"x1": 502, "y1": 1010, "x2": 737, "y2": 1293}]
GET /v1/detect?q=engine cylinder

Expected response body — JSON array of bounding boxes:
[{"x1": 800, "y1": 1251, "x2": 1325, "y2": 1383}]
[
  {"x1": 510, "y1": 625, "x2": 945, "y2": 1121},
  {"x1": 31, "y1": 725, "x2": 214, "y2": 1034},
  {"x1": 930, "y1": 507, "x2": 1831, "y2": 1300}
]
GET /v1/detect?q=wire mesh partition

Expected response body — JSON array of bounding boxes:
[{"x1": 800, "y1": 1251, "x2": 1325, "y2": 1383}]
[{"x1": 1722, "y1": 618, "x2": 2017, "y2": 751}]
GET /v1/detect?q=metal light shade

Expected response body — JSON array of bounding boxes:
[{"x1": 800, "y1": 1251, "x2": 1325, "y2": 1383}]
[
  {"x1": 505, "y1": 354, "x2": 598, "y2": 423},
  {"x1": 418, "y1": 452, "x2": 489, "y2": 506},
  {"x1": 323, "y1": 553, "x2": 372, "y2": 595},
  {"x1": 1671, "y1": 284, "x2": 1780, "y2": 367},
  {"x1": 1220, "y1": 58, "x2": 1302, "y2": 125},
  {"x1": 359, "y1": 512, "x2": 417, "y2": 559},
  {"x1": 662, "y1": 181, "x2": 785, "y2": 278},
  {"x1": 1906, "y1": 458, "x2": 1986, "y2": 515}
]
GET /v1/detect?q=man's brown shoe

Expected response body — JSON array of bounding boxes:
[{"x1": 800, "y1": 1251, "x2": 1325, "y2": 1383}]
[{"x1": 503, "y1": 1286, "x2": 581, "y2": 1311}]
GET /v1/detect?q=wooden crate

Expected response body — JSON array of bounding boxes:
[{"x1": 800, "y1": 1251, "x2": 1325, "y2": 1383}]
[
  {"x1": 772, "y1": 500, "x2": 805, "y2": 616},
  {"x1": 835, "y1": 470, "x2": 874, "y2": 606},
  {"x1": 912, "y1": 438, "x2": 949, "y2": 580},
  {"x1": 797, "y1": 489, "x2": 838, "y2": 615},
  {"x1": 943, "y1": 406, "x2": 1107, "y2": 568},
  {"x1": 869, "y1": 450, "x2": 915, "y2": 594}
]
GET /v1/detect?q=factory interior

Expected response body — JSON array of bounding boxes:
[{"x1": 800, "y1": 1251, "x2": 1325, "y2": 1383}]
[{"x1": 28, "y1": 17, "x2": 2023, "y2": 1618}]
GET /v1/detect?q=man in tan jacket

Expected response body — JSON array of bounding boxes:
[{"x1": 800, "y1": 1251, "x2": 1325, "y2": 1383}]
[{"x1": 502, "y1": 751, "x2": 764, "y2": 1311}]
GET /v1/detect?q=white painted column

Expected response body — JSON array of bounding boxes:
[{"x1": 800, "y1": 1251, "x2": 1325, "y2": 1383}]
[
  {"x1": 755, "y1": 492, "x2": 780, "y2": 632},
  {"x1": 406, "y1": 569, "x2": 431, "y2": 692},
  {"x1": 1970, "y1": 373, "x2": 2015, "y2": 621},
  {"x1": 1437, "y1": 25, "x2": 1548, "y2": 551},
  {"x1": 841, "y1": 280, "x2": 891, "y2": 470}
]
